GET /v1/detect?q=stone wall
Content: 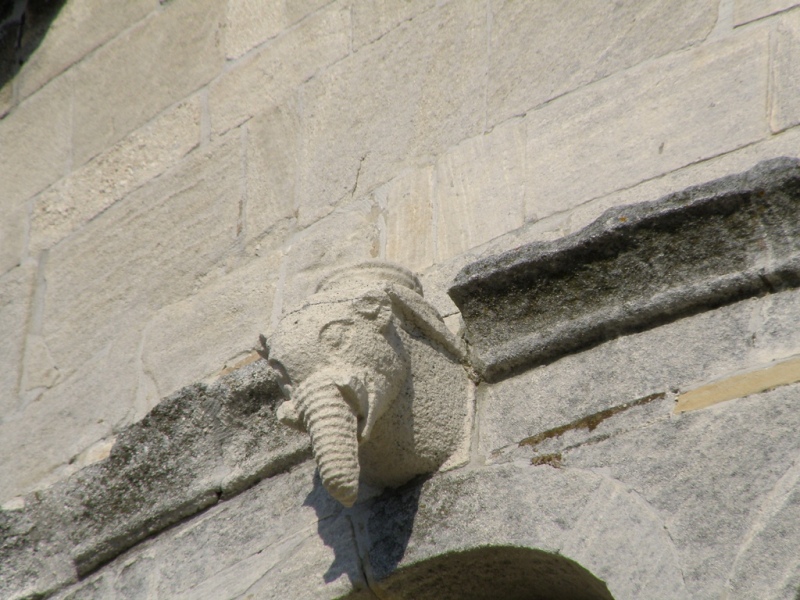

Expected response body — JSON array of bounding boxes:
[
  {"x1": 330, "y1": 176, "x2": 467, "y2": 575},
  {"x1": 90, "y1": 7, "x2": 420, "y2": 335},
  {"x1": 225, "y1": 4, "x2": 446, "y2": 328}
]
[{"x1": 1, "y1": 1, "x2": 800, "y2": 596}]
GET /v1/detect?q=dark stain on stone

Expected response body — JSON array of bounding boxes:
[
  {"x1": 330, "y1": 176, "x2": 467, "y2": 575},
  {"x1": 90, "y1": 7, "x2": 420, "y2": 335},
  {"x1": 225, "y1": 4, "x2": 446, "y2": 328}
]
[
  {"x1": 519, "y1": 392, "x2": 666, "y2": 450},
  {"x1": 530, "y1": 452, "x2": 563, "y2": 468}
]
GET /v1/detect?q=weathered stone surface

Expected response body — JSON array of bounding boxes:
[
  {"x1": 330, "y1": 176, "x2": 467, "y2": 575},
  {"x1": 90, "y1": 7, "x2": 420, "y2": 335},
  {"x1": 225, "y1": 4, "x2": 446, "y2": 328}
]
[
  {"x1": 451, "y1": 158, "x2": 800, "y2": 381},
  {"x1": 351, "y1": 0, "x2": 435, "y2": 50},
  {"x1": 434, "y1": 118, "x2": 526, "y2": 261},
  {"x1": 245, "y1": 103, "x2": 301, "y2": 243},
  {"x1": 0, "y1": 263, "x2": 35, "y2": 416},
  {"x1": 771, "y1": 10, "x2": 800, "y2": 133},
  {"x1": 0, "y1": 71, "x2": 71, "y2": 206},
  {"x1": 42, "y1": 134, "x2": 241, "y2": 379},
  {"x1": 735, "y1": 0, "x2": 800, "y2": 25},
  {"x1": 49, "y1": 463, "x2": 365, "y2": 600},
  {"x1": 30, "y1": 96, "x2": 201, "y2": 254},
  {"x1": 0, "y1": 196, "x2": 27, "y2": 277},
  {"x1": 209, "y1": 4, "x2": 350, "y2": 136},
  {"x1": 270, "y1": 262, "x2": 468, "y2": 506},
  {"x1": 71, "y1": 0, "x2": 224, "y2": 166},
  {"x1": 561, "y1": 384, "x2": 800, "y2": 599},
  {"x1": 222, "y1": 0, "x2": 284, "y2": 60},
  {"x1": 142, "y1": 250, "x2": 282, "y2": 399},
  {"x1": 16, "y1": 0, "x2": 156, "y2": 100},
  {"x1": 280, "y1": 198, "x2": 382, "y2": 315},
  {"x1": 523, "y1": 27, "x2": 769, "y2": 222},
  {"x1": 296, "y1": 1, "x2": 486, "y2": 226},
  {"x1": 488, "y1": 0, "x2": 718, "y2": 126},
  {"x1": 0, "y1": 325, "x2": 143, "y2": 502},
  {"x1": 380, "y1": 166, "x2": 435, "y2": 272},
  {"x1": 359, "y1": 463, "x2": 688, "y2": 600},
  {"x1": 0, "y1": 360, "x2": 310, "y2": 600}
]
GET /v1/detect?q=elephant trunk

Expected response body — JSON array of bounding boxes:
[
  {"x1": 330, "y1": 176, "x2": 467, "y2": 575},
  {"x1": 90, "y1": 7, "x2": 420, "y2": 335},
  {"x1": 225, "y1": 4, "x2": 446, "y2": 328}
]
[{"x1": 295, "y1": 373, "x2": 361, "y2": 507}]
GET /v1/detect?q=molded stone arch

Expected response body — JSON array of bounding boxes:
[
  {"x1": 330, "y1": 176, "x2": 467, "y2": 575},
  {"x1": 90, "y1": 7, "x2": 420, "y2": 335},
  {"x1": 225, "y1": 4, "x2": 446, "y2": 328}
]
[{"x1": 358, "y1": 463, "x2": 688, "y2": 600}]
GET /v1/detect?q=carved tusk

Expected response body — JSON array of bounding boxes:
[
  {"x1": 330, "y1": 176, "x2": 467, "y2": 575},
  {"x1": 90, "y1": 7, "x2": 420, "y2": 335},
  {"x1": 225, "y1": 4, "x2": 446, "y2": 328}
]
[{"x1": 295, "y1": 374, "x2": 361, "y2": 507}]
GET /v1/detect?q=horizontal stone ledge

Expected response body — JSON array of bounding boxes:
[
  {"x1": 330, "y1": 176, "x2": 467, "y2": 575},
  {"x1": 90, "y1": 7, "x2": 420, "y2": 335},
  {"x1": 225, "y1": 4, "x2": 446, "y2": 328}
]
[
  {"x1": 449, "y1": 157, "x2": 800, "y2": 382},
  {"x1": 0, "y1": 360, "x2": 310, "y2": 600}
]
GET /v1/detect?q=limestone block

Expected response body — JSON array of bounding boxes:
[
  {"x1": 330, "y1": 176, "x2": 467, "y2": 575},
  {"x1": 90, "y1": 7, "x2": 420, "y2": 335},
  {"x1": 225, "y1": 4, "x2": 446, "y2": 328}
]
[
  {"x1": 71, "y1": 0, "x2": 224, "y2": 166},
  {"x1": 41, "y1": 134, "x2": 241, "y2": 380},
  {"x1": 488, "y1": 0, "x2": 717, "y2": 127},
  {"x1": 380, "y1": 166, "x2": 436, "y2": 272},
  {"x1": 0, "y1": 324, "x2": 141, "y2": 502},
  {"x1": 280, "y1": 198, "x2": 381, "y2": 315},
  {"x1": 0, "y1": 71, "x2": 71, "y2": 205},
  {"x1": 434, "y1": 118, "x2": 526, "y2": 261},
  {"x1": 563, "y1": 384, "x2": 800, "y2": 599},
  {"x1": 770, "y1": 10, "x2": 800, "y2": 133},
  {"x1": 0, "y1": 263, "x2": 35, "y2": 416},
  {"x1": 209, "y1": 4, "x2": 350, "y2": 136},
  {"x1": 142, "y1": 250, "x2": 283, "y2": 399},
  {"x1": 360, "y1": 464, "x2": 688, "y2": 600},
  {"x1": 246, "y1": 103, "x2": 301, "y2": 243},
  {"x1": 735, "y1": 0, "x2": 800, "y2": 25},
  {"x1": 30, "y1": 97, "x2": 201, "y2": 254},
  {"x1": 351, "y1": 0, "x2": 435, "y2": 50},
  {"x1": 296, "y1": 1, "x2": 486, "y2": 226},
  {"x1": 270, "y1": 262, "x2": 468, "y2": 506},
  {"x1": 0, "y1": 197, "x2": 27, "y2": 276},
  {"x1": 223, "y1": 0, "x2": 284, "y2": 60},
  {"x1": 16, "y1": 0, "x2": 156, "y2": 100},
  {"x1": 49, "y1": 463, "x2": 365, "y2": 600},
  {"x1": 524, "y1": 28, "x2": 769, "y2": 222}
]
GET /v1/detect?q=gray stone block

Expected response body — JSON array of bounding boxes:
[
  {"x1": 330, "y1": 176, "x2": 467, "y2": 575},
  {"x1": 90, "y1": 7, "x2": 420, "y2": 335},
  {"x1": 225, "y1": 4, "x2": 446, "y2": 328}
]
[{"x1": 450, "y1": 158, "x2": 800, "y2": 381}]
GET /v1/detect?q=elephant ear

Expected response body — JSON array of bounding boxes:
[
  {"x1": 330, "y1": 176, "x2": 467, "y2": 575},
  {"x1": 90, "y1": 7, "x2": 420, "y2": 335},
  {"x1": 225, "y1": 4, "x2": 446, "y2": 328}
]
[{"x1": 386, "y1": 283, "x2": 466, "y2": 360}]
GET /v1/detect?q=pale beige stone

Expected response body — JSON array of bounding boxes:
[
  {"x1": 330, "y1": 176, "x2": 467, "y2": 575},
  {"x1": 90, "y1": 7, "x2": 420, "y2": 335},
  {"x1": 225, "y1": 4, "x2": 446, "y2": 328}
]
[
  {"x1": 71, "y1": 0, "x2": 224, "y2": 166},
  {"x1": 280, "y1": 199, "x2": 382, "y2": 315},
  {"x1": 210, "y1": 4, "x2": 350, "y2": 136},
  {"x1": 296, "y1": 1, "x2": 486, "y2": 226},
  {"x1": 246, "y1": 103, "x2": 301, "y2": 243},
  {"x1": 223, "y1": 0, "x2": 284, "y2": 60},
  {"x1": 434, "y1": 118, "x2": 526, "y2": 261},
  {"x1": 351, "y1": 0, "x2": 435, "y2": 50},
  {"x1": 0, "y1": 198, "x2": 27, "y2": 276},
  {"x1": 525, "y1": 28, "x2": 770, "y2": 222},
  {"x1": 0, "y1": 325, "x2": 141, "y2": 501},
  {"x1": 16, "y1": 0, "x2": 156, "y2": 100},
  {"x1": 30, "y1": 97, "x2": 201, "y2": 254},
  {"x1": 675, "y1": 356, "x2": 800, "y2": 413},
  {"x1": 283, "y1": 0, "x2": 332, "y2": 25},
  {"x1": 142, "y1": 251, "x2": 282, "y2": 399},
  {"x1": 488, "y1": 0, "x2": 718, "y2": 127},
  {"x1": 0, "y1": 263, "x2": 35, "y2": 416},
  {"x1": 735, "y1": 0, "x2": 800, "y2": 25},
  {"x1": 41, "y1": 134, "x2": 242, "y2": 379},
  {"x1": 271, "y1": 261, "x2": 467, "y2": 506},
  {"x1": 381, "y1": 166, "x2": 435, "y2": 272},
  {"x1": 21, "y1": 334, "x2": 59, "y2": 391},
  {"x1": 770, "y1": 10, "x2": 800, "y2": 133},
  {"x1": 0, "y1": 72, "x2": 71, "y2": 206}
]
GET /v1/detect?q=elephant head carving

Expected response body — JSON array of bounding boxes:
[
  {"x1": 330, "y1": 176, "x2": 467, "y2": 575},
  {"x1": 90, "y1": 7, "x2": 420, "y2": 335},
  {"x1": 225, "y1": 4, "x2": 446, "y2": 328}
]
[{"x1": 266, "y1": 262, "x2": 468, "y2": 507}]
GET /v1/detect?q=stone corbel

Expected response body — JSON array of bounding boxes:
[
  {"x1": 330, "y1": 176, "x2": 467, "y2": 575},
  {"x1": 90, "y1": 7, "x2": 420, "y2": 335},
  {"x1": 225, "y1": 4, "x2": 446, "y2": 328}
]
[{"x1": 266, "y1": 261, "x2": 469, "y2": 506}]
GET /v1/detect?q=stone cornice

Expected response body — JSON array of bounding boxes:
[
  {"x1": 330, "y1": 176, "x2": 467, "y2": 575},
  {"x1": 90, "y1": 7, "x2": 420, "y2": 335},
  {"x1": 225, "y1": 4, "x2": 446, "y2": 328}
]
[{"x1": 449, "y1": 158, "x2": 800, "y2": 381}]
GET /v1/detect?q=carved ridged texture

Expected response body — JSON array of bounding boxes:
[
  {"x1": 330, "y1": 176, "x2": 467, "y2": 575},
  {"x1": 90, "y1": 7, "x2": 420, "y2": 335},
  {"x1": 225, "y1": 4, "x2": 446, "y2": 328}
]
[{"x1": 297, "y1": 378, "x2": 360, "y2": 507}]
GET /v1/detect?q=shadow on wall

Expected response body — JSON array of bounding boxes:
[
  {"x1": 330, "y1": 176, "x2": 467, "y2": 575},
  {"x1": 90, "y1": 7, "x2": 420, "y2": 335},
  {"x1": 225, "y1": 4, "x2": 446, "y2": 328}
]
[{"x1": 0, "y1": 0, "x2": 67, "y2": 92}]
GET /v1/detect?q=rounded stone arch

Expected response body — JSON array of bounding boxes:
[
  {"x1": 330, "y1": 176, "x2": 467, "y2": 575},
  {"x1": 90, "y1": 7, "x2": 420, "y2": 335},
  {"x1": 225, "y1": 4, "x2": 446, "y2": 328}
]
[
  {"x1": 362, "y1": 464, "x2": 689, "y2": 600},
  {"x1": 372, "y1": 544, "x2": 615, "y2": 600}
]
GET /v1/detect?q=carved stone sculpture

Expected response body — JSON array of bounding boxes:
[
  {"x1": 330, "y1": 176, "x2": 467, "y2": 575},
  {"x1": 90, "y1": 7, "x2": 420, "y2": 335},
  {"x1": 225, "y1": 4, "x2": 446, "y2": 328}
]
[{"x1": 266, "y1": 261, "x2": 469, "y2": 506}]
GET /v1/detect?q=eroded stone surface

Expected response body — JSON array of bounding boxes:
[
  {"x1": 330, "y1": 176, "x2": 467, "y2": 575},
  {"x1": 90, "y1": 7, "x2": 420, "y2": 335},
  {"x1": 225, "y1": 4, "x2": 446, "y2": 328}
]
[
  {"x1": 270, "y1": 261, "x2": 468, "y2": 506},
  {"x1": 451, "y1": 158, "x2": 800, "y2": 381}
]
